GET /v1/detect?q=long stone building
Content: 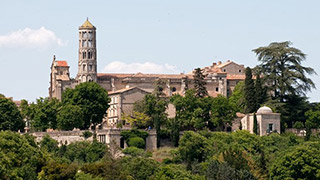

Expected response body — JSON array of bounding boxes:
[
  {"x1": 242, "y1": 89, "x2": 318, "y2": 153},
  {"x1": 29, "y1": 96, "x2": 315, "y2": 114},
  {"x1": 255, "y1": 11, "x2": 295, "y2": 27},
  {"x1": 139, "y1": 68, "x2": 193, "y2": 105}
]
[{"x1": 49, "y1": 19, "x2": 246, "y2": 127}]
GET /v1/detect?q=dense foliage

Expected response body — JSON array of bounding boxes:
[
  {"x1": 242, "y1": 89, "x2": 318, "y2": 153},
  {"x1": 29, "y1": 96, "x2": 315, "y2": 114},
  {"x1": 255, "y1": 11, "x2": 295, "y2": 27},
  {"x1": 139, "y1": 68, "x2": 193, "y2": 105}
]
[
  {"x1": 0, "y1": 96, "x2": 24, "y2": 131},
  {"x1": 62, "y1": 82, "x2": 110, "y2": 129},
  {"x1": 1, "y1": 130, "x2": 319, "y2": 180}
]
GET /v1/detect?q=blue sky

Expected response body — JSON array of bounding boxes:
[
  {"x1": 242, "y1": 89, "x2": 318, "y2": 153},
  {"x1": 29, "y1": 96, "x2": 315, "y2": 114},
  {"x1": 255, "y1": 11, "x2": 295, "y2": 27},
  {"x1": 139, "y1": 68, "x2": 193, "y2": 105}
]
[{"x1": 1, "y1": 0, "x2": 319, "y2": 102}]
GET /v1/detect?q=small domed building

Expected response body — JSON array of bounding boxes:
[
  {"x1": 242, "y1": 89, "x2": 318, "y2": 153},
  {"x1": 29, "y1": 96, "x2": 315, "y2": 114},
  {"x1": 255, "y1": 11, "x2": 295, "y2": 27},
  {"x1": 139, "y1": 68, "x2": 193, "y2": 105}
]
[{"x1": 241, "y1": 106, "x2": 280, "y2": 136}]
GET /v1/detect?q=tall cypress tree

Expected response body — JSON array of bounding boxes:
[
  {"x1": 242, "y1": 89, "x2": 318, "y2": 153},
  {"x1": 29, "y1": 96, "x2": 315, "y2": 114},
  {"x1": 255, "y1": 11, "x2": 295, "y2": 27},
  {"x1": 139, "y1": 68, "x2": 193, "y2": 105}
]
[
  {"x1": 255, "y1": 74, "x2": 267, "y2": 110},
  {"x1": 193, "y1": 68, "x2": 208, "y2": 98},
  {"x1": 244, "y1": 67, "x2": 256, "y2": 113},
  {"x1": 253, "y1": 113, "x2": 258, "y2": 135}
]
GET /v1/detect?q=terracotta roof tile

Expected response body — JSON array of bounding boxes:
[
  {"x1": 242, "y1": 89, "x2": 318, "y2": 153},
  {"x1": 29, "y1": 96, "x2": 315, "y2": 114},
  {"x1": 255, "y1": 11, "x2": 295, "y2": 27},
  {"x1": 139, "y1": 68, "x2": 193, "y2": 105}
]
[
  {"x1": 226, "y1": 74, "x2": 246, "y2": 80},
  {"x1": 56, "y1": 61, "x2": 68, "y2": 67},
  {"x1": 97, "y1": 73, "x2": 193, "y2": 79}
]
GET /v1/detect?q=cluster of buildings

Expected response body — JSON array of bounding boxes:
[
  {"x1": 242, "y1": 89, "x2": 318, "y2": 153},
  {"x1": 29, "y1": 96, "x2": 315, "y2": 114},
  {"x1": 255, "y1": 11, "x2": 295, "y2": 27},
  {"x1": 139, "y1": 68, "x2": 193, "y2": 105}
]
[{"x1": 48, "y1": 19, "x2": 280, "y2": 135}]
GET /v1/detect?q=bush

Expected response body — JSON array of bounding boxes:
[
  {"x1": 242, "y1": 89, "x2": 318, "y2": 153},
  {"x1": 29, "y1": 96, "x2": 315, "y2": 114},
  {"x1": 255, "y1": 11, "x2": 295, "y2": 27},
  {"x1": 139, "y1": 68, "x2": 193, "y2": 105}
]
[
  {"x1": 82, "y1": 131, "x2": 93, "y2": 139},
  {"x1": 293, "y1": 121, "x2": 304, "y2": 129},
  {"x1": 120, "y1": 129, "x2": 149, "y2": 140},
  {"x1": 127, "y1": 137, "x2": 145, "y2": 149},
  {"x1": 123, "y1": 147, "x2": 145, "y2": 157}
]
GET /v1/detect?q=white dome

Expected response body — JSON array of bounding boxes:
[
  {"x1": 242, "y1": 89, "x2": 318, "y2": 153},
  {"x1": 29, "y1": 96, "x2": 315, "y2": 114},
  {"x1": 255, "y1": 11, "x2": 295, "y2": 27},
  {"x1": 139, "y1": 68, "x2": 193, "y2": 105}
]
[{"x1": 257, "y1": 106, "x2": 273, "y2": 114}]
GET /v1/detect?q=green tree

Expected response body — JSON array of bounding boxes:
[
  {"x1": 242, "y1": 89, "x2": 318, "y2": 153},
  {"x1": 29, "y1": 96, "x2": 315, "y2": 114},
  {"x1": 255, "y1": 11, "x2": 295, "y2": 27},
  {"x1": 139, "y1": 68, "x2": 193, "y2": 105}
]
[
  {"x1": 153, "y1": 164, "x2": 203, "y2": 180},
  {"x1": 254, "y1": 74, "x2": 267, "y2": 109},
  {"x1": 211, "y1": 95, "x2": 236, "y2": 131},
  {"x1": 0, "y1": 97, "x2": 24, "y2": 131},
  {"x1": 29, "y1": 97, "x2": 61, "y2": 131},
  {"x1": 270, "y1": 142, "x2": 320, "y2": 180},
  {"x1": 40, "y1": 135, "x2": 59, "y2": 153},
  {"x1": 122, "y1": 111, "x2": 152, "y2": 129},
  {"x1": 253, "y1": 113, "x2": 258, "y2": 135},
  {"x1": 193, "y1": 68, "x2": 208, "y2": 98},
  {"x1": 244, "y1": 67, "x2": 256, "y2": 113},
  {"x1": 0, "y1": 131, "x2": 46, "y2": 180},
  {"x1": 57, "y1": 104, "x2": 84, "y2": 130},
  {"x1": 179, "y1": 131, "x2": 210, "y2": 169},
  {"x1": 38, "y1": 161, "x2": 78, "y2": 180},
  {"x1": 62, "y1": 82, "x2": 110, "y2": 129},
  {"x1": 139, "y1": 93, "x2": 168, "y2": 148},
  {"x1": 61, "y1": 141, "x2": 108, "y2": 163},
  {"x1": 170, "y1": 90, "x2": 212, "y2": 131},
  {"x1": 253, "y1": 41, "x2": 316, "y2": 102},
  {"x1": 120, "y1": 157, "x2": 159, "y2": 180},
  {"x1": 229, "y1": 81, "x2": 245, "y2": 113}
]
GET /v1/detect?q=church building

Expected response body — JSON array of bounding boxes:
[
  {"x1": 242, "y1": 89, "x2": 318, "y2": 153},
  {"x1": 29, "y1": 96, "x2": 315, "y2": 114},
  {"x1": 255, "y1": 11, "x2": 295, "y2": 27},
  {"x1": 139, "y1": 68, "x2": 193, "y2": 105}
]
[{"x1": 49, "y1": 19, "x2": 246, "y2": 127}]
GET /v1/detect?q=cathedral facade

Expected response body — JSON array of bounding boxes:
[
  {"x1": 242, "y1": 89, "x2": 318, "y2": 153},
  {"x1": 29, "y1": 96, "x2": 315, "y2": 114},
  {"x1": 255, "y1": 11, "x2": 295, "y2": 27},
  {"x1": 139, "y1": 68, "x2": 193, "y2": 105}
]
[{"x1": 49, "y1": 19, "x2": 246, "y2": 127}]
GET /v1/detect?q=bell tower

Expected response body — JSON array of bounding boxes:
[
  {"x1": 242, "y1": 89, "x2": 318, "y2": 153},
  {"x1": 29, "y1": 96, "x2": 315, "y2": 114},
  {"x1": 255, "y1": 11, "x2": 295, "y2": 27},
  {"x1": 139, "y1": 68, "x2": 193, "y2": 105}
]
[{"x1": 76, "y1": 18, "x2": 97, "y2": 82}]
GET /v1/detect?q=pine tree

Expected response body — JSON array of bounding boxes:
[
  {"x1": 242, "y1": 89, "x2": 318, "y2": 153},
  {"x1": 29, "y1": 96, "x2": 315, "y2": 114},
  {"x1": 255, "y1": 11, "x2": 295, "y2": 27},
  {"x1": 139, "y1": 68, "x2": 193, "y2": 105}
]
[
  {"x1": 253, "y1": 113, "x2": 258, "y2": 135},
  {"x1": 244, "y1": 67, "x2": 256, "y2": 113},
  {"x1": 193, "y1": 68, "x2": 208, "y2": 98},
  {"x1": 255, "y1": 74, "x2": 267, "y2": 110}
]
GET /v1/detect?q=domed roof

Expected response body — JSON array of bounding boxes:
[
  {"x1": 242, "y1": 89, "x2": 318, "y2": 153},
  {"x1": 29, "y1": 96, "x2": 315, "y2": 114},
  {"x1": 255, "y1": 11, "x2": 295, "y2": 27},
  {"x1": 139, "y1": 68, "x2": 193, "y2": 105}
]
[{"x1": 257, "y1": 106, "x2": 273, "y2": 114}]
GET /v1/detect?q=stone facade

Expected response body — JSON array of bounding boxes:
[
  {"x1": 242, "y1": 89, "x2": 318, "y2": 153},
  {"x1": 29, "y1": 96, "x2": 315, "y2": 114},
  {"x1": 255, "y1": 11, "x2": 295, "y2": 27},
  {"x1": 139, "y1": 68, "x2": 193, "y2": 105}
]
[
  {"x1": 31, "y1": 129, "x2": 157, "y2": 151},
  {"x1": 49, "y1": 19, "x2": 247, "y2": 127},
  {"x1": 241, "y1": 106, "x2": 281, "y2": 136}
]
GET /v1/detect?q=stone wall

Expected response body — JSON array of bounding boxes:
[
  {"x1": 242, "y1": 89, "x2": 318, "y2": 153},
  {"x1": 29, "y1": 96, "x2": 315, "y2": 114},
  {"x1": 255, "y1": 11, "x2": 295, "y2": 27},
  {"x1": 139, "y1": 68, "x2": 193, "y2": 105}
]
[{"x1": 30, "y1": 129, "x2": 157, "y2": 151}]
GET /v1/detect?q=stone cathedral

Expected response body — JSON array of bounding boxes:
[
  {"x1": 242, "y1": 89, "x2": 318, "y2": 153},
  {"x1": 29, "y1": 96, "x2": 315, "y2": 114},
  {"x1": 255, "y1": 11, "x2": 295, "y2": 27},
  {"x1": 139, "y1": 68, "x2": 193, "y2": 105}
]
[{"x1": 49, "y1": 19, "x2": 246, "y2": 128}]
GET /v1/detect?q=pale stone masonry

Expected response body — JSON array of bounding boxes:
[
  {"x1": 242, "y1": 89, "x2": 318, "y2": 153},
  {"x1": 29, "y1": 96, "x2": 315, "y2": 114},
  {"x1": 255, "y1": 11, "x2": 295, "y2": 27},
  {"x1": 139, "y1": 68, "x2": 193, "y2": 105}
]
[
  {"x1": 241, "y1": 106, "x2": 281, "y2": 136},
  {"x1": 49, "y1": 19, "x2": 247, "y2": 127}
]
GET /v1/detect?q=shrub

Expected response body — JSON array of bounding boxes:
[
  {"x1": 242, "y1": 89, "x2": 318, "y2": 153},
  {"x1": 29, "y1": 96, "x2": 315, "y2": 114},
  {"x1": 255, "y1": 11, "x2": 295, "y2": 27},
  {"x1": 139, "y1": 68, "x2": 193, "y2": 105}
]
[
  {"x1": 127, "y1": 137, "x2": 145, "y2": 149},
  {"x1": 82, "y1": 131, "x2": 93, "y2": 139},
  {"x1": 123, "y1": 147, "x2": 145, "y2": 157}
]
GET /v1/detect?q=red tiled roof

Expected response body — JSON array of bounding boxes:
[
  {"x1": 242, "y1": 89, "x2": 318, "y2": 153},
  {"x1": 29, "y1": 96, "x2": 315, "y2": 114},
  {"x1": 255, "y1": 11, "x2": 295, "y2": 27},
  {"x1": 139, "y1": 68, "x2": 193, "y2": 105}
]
[
  {"x1": 226, "y1": 74, "x2": 246, "y2": 80},
  {"x1": 108, "y1": 87, "x2": 150, "y2": 95},
  {"x1": 56, "y1": 61, "x2": 68, "y2": 67},
  {"x1": 97, "y1": 73, "x2": 193, "y2": 79}
]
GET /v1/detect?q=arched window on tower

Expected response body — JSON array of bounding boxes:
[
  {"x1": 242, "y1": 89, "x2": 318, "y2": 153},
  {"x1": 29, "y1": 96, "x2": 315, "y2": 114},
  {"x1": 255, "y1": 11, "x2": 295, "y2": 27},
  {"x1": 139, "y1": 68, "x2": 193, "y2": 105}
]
[
  {"x1": 88, "y1": 40, "x2": 92, "y2": 47},
  {"x1": 82, "y1": 52, "x2": 86, "y2": 59},
  {"x1": 88, "y1": 52, "x2": 92, "y2": 59},
  {"x1": 82, "y1": 40, "x2": 86, "y2": 47},
  {"x1": 83, "y1": 31, "x2": 87, "y2": 38},
  {"x1": 88, "y1": 32, "x2": 93, "y2": 38},
  {"x1": 83, "y1": 64, "x2": 86, "y2": 71}
]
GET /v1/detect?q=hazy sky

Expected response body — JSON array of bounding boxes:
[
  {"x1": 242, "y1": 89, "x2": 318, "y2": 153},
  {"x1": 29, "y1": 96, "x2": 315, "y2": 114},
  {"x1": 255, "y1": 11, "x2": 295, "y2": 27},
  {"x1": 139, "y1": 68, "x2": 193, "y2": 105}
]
[{"x1": 1, "y1": 0, "x2": 319, "y2": 102}]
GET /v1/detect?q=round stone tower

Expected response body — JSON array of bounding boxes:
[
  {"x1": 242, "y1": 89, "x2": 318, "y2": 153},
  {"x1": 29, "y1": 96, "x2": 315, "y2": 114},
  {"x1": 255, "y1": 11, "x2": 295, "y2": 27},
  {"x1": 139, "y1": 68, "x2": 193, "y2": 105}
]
[{"x1": 76, "y1": 18, "x2": 97, "y2": 82}]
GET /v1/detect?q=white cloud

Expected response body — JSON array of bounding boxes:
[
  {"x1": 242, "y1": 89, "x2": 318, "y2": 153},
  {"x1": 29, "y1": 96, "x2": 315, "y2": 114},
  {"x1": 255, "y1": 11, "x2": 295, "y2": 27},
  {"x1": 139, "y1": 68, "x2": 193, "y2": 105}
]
[
  {"x1": 0, "y1": 27, "x2": 66, "y2": 48},
  {"x1": 102, "y1": 61, "x2": 180, "y2": 74}
]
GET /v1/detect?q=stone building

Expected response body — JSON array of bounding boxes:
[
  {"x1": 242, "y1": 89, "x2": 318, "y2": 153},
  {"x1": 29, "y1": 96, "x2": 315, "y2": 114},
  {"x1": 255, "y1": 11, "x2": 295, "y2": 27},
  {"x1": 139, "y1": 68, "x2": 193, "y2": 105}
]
[
  {"x1": 49, "y1": 19, "x2": 247, "y2": 127},
  {"x1": 241, "y1": 106, "x2": 281, "y2": 136}
]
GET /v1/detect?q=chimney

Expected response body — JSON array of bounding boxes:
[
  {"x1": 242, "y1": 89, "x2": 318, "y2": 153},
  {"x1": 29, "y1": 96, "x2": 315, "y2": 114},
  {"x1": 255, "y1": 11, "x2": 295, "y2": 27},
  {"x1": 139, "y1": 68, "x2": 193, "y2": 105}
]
[
  {"x1": 212, "y1": 62, "x2": 217, "y2": 67},
  {"x1": 217, "y1": 61, "x2": 222, "y2": 65}
]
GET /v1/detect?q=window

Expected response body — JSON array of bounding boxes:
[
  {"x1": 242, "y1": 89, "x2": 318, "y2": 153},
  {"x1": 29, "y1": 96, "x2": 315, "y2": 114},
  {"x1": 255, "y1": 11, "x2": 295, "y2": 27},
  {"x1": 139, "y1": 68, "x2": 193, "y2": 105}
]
[
  {"x1": 268, "y1": 124, "x2": 273, "y2": 132},
  {"x1": 88, "y1": 52, "x2": 92, "y2": 59},
  {"x1": 99, "y1": 135, "x2": 106, "y2": 143},
  {"x1": 223, "y1": 69, "x2": 226, "y2": 72},
  {"x1": 83, "y1": 64, "x2": 86, "y2": 71},
  {"x1": 88, "y1": 64, "x2": 92, "y2": 71},
  {"x1": 82, "y1": 52, "x2": 86, "y2": 59},
  {"x1": 88, "y1": 40, "x2": 92, "y2": 47},
  {"x1": 216, "y1": 87, "x2": 219, "y2": 92},
  {"x1": 171, "y1": 87, "x2": 176, "y2": 92},
  {"x1": 239, "y1": 70, "x2": 242, "y2": 72},
  {"x1": 82, "y1": 32, "x2": 87, "y2": 38},
  {"x1": 88, "y1": 32, "x2": 93, "y2": 38}
]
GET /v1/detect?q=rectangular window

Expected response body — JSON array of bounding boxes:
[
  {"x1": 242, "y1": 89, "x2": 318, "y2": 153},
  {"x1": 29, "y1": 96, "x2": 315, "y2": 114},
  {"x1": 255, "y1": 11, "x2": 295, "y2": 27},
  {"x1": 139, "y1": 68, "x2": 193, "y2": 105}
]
[
  {"x1": 216, "y1": 87, "x2": 219, "y2": 92},
  {"x1": 268, "y1": 124, "x2": 273, "y2": 132},
  {"x1": 88, "y1": 64, "x2": 92, "y2": 71}
]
